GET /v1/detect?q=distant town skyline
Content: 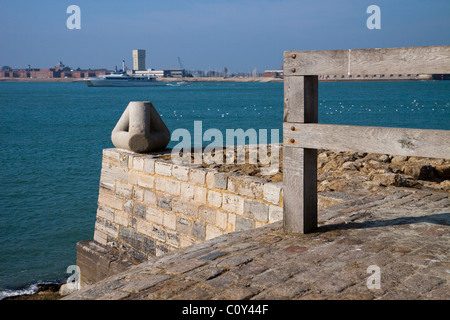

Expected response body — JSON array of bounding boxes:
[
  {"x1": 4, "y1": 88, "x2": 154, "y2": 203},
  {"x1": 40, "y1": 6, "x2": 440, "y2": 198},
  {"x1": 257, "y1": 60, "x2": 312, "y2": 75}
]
[{"x1": 1, "y1": 0, "x2": 449, "y2": 73}]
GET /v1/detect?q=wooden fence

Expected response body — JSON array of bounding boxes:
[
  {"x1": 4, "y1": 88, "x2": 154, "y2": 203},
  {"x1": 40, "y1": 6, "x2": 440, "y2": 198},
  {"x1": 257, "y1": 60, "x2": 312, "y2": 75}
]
[{"x1": 282, "y1": 45, "x2": 450, "y2": 234}]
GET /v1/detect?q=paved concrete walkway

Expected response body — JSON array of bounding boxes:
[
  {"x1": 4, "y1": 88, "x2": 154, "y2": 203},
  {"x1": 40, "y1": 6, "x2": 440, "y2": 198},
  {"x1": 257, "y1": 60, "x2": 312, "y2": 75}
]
[{"x1": 65, "y1": 188, "x2": 449, "y2": 300}]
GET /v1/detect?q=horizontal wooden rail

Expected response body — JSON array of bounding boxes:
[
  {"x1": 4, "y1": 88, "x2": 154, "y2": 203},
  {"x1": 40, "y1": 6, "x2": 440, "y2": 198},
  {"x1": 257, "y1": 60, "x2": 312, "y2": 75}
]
[
  {"x1": 284, "y1": 45, "x2": 450, "y2": 76},
  {"x1": 283, "y1": 123, "x2": 450, "y2": 159}
]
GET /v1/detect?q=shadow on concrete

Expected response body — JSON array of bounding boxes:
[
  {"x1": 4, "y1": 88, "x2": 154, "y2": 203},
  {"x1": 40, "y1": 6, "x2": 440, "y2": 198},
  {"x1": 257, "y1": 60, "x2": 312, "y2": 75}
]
[{"x1": 319, "y1": 212, "x2": 450, "y2": 232}]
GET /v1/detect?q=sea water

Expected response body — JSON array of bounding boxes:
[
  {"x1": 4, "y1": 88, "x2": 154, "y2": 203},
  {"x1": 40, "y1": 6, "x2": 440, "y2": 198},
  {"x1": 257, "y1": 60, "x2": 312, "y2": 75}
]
[{"x1": 0, "y1": 80, "x2": 449, "y2": 298}]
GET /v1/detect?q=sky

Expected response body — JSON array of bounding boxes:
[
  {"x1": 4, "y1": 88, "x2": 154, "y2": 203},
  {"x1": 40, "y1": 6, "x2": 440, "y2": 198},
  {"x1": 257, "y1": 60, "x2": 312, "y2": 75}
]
[{"x1": 0, "y1": 0, "x2": 449, "y2": 73}]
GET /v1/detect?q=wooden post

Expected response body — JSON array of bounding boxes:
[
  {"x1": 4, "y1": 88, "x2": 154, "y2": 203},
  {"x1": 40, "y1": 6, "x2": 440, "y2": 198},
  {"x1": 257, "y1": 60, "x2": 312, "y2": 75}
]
[{"x1": 283, "y1": 75, "x2": 318, "y2": 233}]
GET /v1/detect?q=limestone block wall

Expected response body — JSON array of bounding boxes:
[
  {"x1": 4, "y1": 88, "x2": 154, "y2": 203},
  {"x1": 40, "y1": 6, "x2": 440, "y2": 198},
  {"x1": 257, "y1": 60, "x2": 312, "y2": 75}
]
[{"x1": 93, "y1": 148, "x2": 283, "y2": 262}]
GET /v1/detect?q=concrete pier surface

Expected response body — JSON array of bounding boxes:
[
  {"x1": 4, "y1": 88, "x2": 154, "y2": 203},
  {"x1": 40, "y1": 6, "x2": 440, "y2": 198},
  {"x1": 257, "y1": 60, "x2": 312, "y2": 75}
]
[{"x1": 64, "y1": 186, "x2": 448, "y2": 300}]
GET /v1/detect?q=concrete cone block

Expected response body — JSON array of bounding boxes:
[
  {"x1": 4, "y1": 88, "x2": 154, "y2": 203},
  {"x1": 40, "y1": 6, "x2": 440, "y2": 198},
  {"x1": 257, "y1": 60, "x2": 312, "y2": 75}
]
[{"x1": 111, "y1": 101, "x2": 170, "y2": 153}]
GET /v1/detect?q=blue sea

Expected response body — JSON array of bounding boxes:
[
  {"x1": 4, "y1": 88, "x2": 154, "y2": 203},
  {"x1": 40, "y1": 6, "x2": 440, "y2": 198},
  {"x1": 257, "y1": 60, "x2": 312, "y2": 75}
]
[{"x1": 0, "y1": 80, "x2": 449, "y2": 298}]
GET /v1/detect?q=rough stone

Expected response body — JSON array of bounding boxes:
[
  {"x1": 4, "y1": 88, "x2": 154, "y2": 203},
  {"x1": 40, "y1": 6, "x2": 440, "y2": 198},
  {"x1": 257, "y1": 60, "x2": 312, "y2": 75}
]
[
  {"x1": 143, "y1": 158, "x2": 155, "y2": 174},
  {"x1": 157, "y1": 194, "x2": 172, "y2": 211},
  {"x1": 165, "y1": 179, "x2": 181, "y2": 196},
  {"x1": 132, "y1": 157, "x2": 145, "y2": 172},
  {"x1": 206, "y1": 224, "x2": 224, "y2": 240},
  {"x1": 143, "y1": 190, "x2": 156, "y2": 205},
  {"x1": 207, "y1": 190, "x2": 222, "y2": 208},
  {"x1": 101, "y1": 164, "x2": 129, "y2": 183},
  {"x1": 193, "y1": 186, "x2": 207, "y2": 204},
  {"x1": 193, "y1": 221, "x2": 206, "y2": 240},
  {"x1": 99, "y1": 175, "x2": 115, "y2": 191},
  {"x1": 151, "y1": 225, "x2": 166, "y2": 241},
  {"x1": 155, "y1": 162, "x2": 173, "y2": 176},
  {"x1": 154, "y1": 176, "x2": 166, "y2": 192},
  {"x1": 143, "y1": 237, "x2": 156, "y2": 255},
  {"x1": 180, "y1": 182, "x2": 195, "y2": 200},
  {"x1": 115, "y1": 182, "x2": 132, "y2": 198},
  {"x1": 145, "y1": 206, "x2": 164, "y2": 225},
  {"x1": 268, "y1": 205, "x2": 283, "y2": 223},
  {"x1": 198, "y1": 206, "x2": 216, "y2": 224},
  {"x1": 166, "y1": 230, "x2": 180, "y2": 247},
  {"x1": 214, "y1": 173, "x2": 229, "y2": 189},
  {"x1": 132, "y1": 187, "x2": 144, "y2": 201},
  {"x1": 403, "y1": 164, "x2": 435, "y2": 180},
  {"x1": 244, "y1": 199, "x2": 269, "y2": 222},
  {"x1": 134, "y1": 202, "x2": 146, "y2": 219},
  {"x1": 228, "y1": 175, "x2": 264, "y2": 198},
  {"x1": 190, "y1": 169, "x2": 206, "y2": 185},
  {"x1": 199, "y1": 251, "x2": 229, "y2": 261},
  {"x1": 205, "y1": 171, "x2": 216, "y2": 188},
  {"x1": 236, "y1": 215, "x2": 255, "y2": 231},
  {"x1": 172, "y1": 165, "x2": 189, "y2": 181},
  {"x1": 177, "y1": 216, "x2": 192, "y2": 235},
  {"x1": 137, "y1": 174, "x2": 154, "y2": 189},
  {"x1": 98, "y1": 188, "x2": 123, "y2": 211},
  {"x1": 172, "y1": 198, "x2": 199, "y2": 218},
  {"x1": 434, "y1": 165, "x2": 450, "y2": 179},
  {"x1": 222, "y1": 193, "x2": 244, "y2": 214},
  {"x1": 119, "y1": 227, "x2": 143, "y2": 250},
  {"x1": 163, "y1": 211, "x2": 177, "y2": 230},
  {"x1": 215, "y1": 210, "x2": 228, "y2": 230},
  {"x1": 263, "y1": 182, "x2": 282, "y2": 204}
]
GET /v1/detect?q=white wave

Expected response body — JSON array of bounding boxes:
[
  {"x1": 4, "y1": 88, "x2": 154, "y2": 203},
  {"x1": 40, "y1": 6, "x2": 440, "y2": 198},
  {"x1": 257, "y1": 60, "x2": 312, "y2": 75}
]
[
  {"x1": 0, "y1": 283, "x2": 39, "y2": 300},
  {"x1": 0, "y1": 280, "x2": 64, "y2": 300}
]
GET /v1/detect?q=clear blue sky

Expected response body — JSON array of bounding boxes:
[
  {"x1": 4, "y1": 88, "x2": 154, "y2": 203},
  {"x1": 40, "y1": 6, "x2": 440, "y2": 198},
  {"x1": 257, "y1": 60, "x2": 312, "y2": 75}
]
[{"x1": 1, "y1": 0, "x2": 449, "y2": 73}]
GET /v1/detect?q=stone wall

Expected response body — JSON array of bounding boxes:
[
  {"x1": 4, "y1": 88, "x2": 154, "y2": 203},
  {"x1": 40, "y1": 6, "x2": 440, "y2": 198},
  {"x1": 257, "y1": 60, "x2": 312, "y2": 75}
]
[
  {"x1": 76, "y1": 146, "x2": 449, "y2": 288},
  {"x1": 92, "y1": 148, "x2": 283, "y2": 264}
]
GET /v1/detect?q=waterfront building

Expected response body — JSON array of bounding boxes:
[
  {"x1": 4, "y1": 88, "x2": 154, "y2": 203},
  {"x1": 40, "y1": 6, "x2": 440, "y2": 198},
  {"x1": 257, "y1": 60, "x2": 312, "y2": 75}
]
[
  {"x1": 133, "y1": 49, "x2": 146, "y2": 71},
  {"x1": 163, "y1": 69, "x2": 186, "y2": 78},
  {"x1": 0, "y1": 62, "x2": 110, "y2": 79},
  {"x1": 134, "y1": 69, "x2": 164, "y2": 78},
  {"x1": 263, "y1": 70, "x2": 284, "y2": 78}
]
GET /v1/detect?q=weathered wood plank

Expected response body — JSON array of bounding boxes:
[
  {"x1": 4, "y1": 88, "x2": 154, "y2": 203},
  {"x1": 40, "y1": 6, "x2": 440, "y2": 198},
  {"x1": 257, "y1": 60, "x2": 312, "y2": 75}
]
[
  {"x1": 283, "y1": 75, "x2": 319, "y2": 234},
  {"x1": 283, "y1": 146, "x2": 317, "y2": 233},
  {"x1": 284, "y1": 76, "x2": 318, "y2": 123},
  {"x1": 285, "y1": 50, "x2": 349, "y2": 76},
  {"x1": 284, "y1": 76, "x2": 304, "y2": 123},
  {"x1": 283, "y1": 123, "x2": 450, "y2": 159},
  {"x1": 284, "y1": 46, "x2": 450, "y2": 76}
]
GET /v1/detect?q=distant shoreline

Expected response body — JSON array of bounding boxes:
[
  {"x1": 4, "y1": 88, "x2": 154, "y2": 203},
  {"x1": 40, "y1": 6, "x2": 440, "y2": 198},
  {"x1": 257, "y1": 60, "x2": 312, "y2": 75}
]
[
  {"x1": 0, "y1": 76, "x2": 442, "y2": 83},
  {"x1": 0, "y1": 77, "x2": 84, "y2": 83},
  {"x1": 0, "y1": 76, "x2": 282, "y2": 83},
  {"x1": 160, "y1": 76, "x2": 283, "y2": 83}
]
